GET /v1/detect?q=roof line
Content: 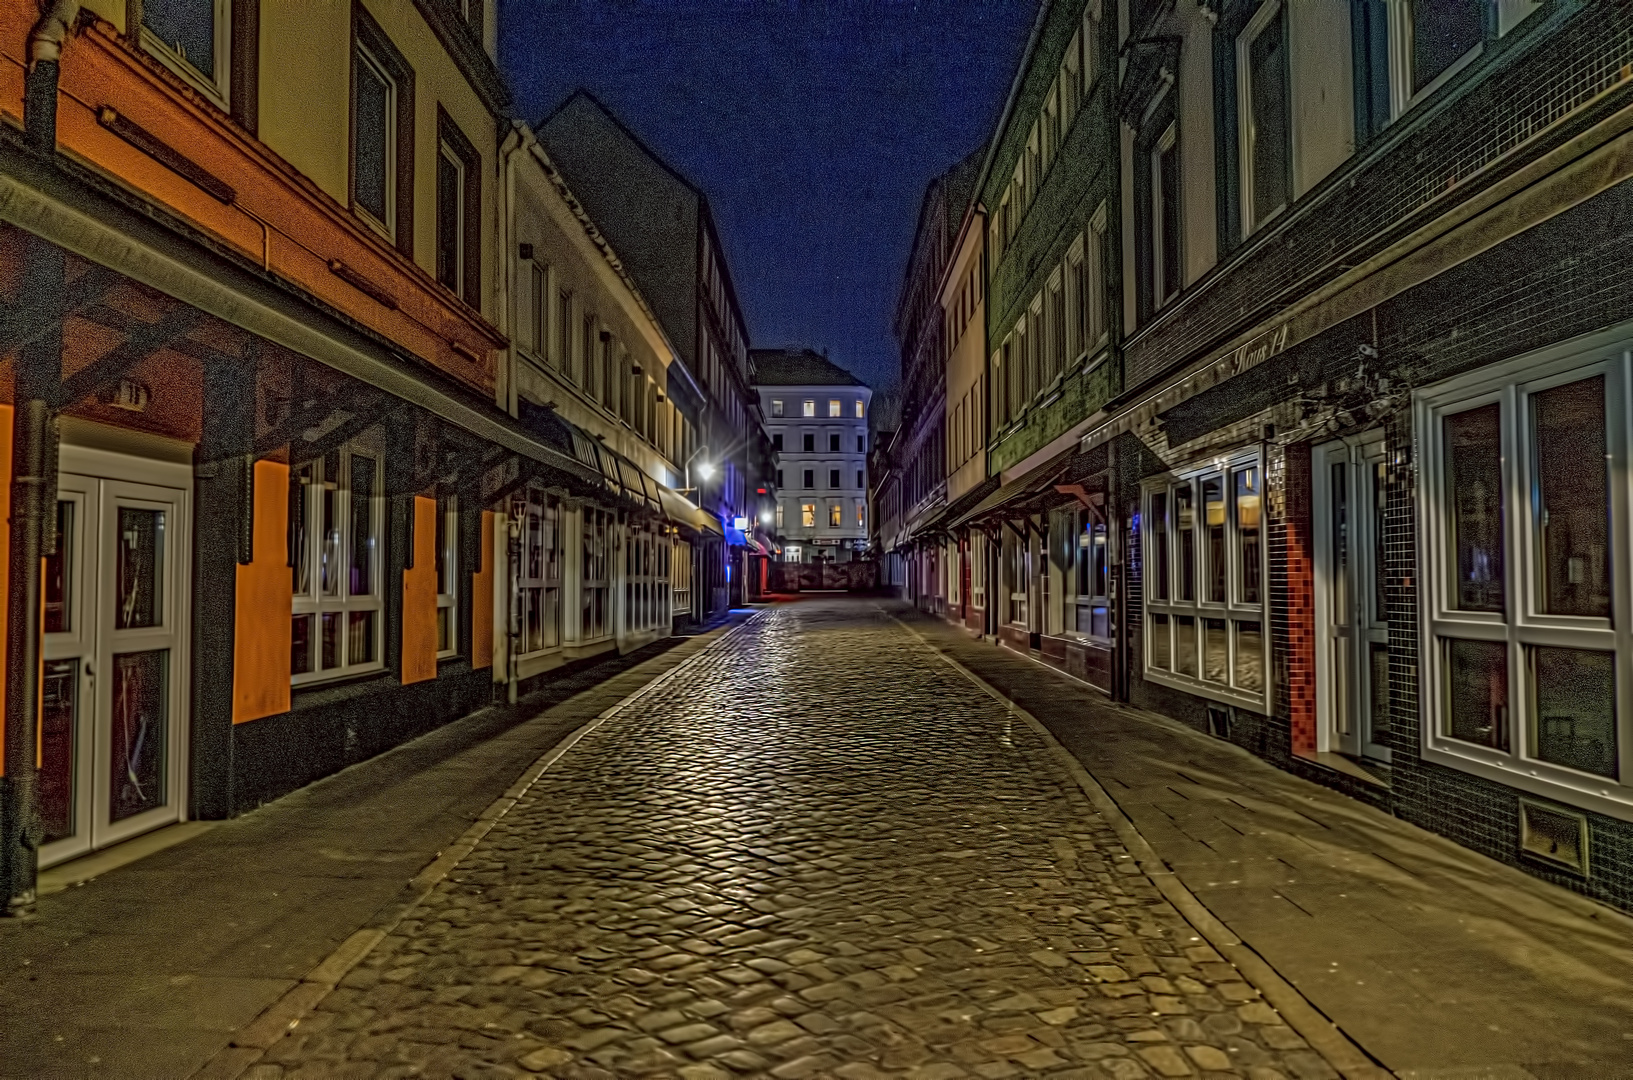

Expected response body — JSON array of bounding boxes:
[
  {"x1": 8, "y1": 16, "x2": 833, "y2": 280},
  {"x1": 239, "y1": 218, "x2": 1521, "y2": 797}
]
[{"x1": 537, "y1": 89, "x2": 706, "y2": 202}]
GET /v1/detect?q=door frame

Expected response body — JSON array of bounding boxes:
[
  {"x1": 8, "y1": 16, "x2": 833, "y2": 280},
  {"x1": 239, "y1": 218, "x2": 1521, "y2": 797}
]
[
  {"x1": 1312, "y1": 430, "x2": 1390, "y2": 761},
  {"x1": 39, "y1": 442, "x2": 192, "y2": 869}
]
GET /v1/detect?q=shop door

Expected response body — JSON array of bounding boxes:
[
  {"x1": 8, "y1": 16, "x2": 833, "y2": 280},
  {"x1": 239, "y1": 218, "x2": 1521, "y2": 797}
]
[
  {"x1": 1314, "y1": 434, "x2": 1391, "y2": 762},
  {"x1": 40, "y1": 456, "x2": 189, "y2": 868}
]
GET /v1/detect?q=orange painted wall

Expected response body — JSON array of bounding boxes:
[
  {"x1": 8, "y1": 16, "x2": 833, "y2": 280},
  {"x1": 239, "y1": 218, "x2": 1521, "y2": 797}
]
[
  {"x1": 233, "y1": 460, "x2": 294, "y2": 723},
  {"x1": 471, "y1": 511, "x2": 494, "y2": 670},
  {"x1": 0, "y1": 404, "x2": 10, "y2": 773},
  {"x1": 401, "y1": 496, "x2": 438, "y2": 685}
]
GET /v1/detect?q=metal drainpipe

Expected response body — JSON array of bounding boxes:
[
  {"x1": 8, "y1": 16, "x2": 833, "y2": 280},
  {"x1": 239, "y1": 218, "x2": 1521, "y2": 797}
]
[{"x1": 4, "y1": 0, "x2": 79, "y2": 918}]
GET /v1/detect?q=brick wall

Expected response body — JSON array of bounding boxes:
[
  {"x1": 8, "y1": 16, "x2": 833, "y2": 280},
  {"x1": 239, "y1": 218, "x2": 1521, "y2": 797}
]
[{"x1": 1274, "y1": 442, "x2": 1316, "y2": 756}]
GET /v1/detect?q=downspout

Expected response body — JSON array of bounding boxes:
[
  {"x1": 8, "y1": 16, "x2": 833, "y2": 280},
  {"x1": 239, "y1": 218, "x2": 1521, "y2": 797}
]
[{"x1": 4, "y1": 0, "x2": 79, "y2": 918}]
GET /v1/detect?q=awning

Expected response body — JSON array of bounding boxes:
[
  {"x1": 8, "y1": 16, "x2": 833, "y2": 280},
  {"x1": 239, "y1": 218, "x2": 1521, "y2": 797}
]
[
  {"x1": 659, "y1": 485, "x2": 724, "y2": 538},
  {"x1": 519, "y1": 399, "x2": 665, "y2": 515},
  {"x1": 946, "y1": 449, "x2": 1073, "y2": 531}
]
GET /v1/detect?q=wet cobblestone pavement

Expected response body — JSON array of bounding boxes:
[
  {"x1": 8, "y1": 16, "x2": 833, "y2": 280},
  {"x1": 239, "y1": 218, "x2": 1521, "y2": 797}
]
[{"x1": 250, "y1": 601, "x2": 1338, "y2": 1079}]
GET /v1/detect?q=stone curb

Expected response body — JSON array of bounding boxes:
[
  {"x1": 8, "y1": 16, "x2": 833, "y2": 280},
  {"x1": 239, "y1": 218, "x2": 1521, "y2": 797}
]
[
  {"x1": 187, "y1": 613, "x2": 765, "y2": 1080},
  {"x1": 887, "y1": 609, "x2": 1397, "y2": 1080}
]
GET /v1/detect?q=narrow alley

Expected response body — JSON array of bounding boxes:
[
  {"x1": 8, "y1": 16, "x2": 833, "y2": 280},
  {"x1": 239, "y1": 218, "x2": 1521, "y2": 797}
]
[{"x1": 8, "y1": 599, "x2": 1633, "y2": 1079}]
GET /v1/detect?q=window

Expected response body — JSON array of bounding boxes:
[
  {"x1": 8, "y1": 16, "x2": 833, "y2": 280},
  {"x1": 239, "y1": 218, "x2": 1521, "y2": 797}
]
[
  {"x1": 1062, "y1": 30, "x2": 1082, "y2": 130},
  {"x1": 435, "y1": 495, "x2": 458, "y2": 656},
  {"x1": 803, "y1": 469, "x2": 814, "y2": 489},
  {"x1": 803, "y1": 400, "x2": 816, "y2": 418},
  {"x1": 142, "y1": 0, "x2": 231, "y2": 107},
  {"x1": 1082, "y1": 3, "x2": 1100, "y2": 93},
  {"x1": 624, "y1": 522, "x2": 663, "y2": 635},
  {"x1": 517, "y1": 490, "x2": 561, "y2": 655},
  {"x1": 671, "y1": 537, "x2": 692, "y2": 615},
  {"x1": 557, "y1": 290, "x2": 573, "y2": 375},
  {"x1": 1239, "y1": 2, "x2": 1292, "y2": 235},
  {"x1": 772, "y1": 433, "x2": 783, "y2": 451},
  {"x1": 581, "y1": 508, "x2": 612, "y2": 640},
  {"x1": 289, "y1": 446, "x2": 383, "y2": 683},
  {"x1": 436, "y1": 111, "x2": 480, "y2": 305},
  {"x1": 1047, "y1": 273, "x2": 1065, "y2": 383},
  {"x1": 526, "y1": 261, "x2": 546, "y2": 359},
  {"x1": 855, "y1": 500, "x2": 865, "y2": 528},
  {"x1": 1152, "y1": 124, "x2": 1182, "y2": 309},
  {"x1": 829, "y1": 504, "x2": 843, "y2": 527},
  {"x1": 1004, "y1": 528, "x2": 1029, "y2": 627},
  {"x1": 775, "y1": 504, "x2": 785, "y2": 529},
  {"x1": 854, "y1": 400, "x2": 865, "y2": 419},
  {"x1": 822, "y1": 469, "x2": 836, "y2": 488},
  {"x1": 803, "y1": 434, "x2": 816, "y2": 453},
  {"x1": 829, "y1": 399, "x2": 842, "y2": 418},
  {"x1": 1072, "y1": 504, "x2": 1111, "y2": 639},
  {"x1": 772, "y1": 400, "x2": 784, "y2": 417},
  {"x1": 1144, "y1": 450, "x2": 1269, "y2": 708},
  {"x1": 1416, "y1": 339, "x2": 1631, "y2": 817},
  {"x1": 801, "y1": 503, "x2": 816, "y2": 528},
  {"x1": 350, "y1": 10, "x2": 412, "y2": 254},
  {"x1": 829, "y1": 433, "x2": 841, "y2": 453},
  {"x1": 1389, "y1": 0, "x2": 1485, "y2": 114},
  {"x1": 856, "y1": 470, "x2": 864, "y2": 489},
  {"x1": 857, "y1": 434, "x2": 866, "y2": 453}
]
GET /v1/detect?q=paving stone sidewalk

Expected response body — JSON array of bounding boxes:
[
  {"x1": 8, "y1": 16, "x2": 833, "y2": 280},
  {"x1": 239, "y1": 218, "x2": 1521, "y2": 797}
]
[
  {"x1": 896, "y1": 603, "x2": 1633, "y2": 1079},
  {"x1": 248, "y1": 600, "x2": 1341, "y2": 1080}
]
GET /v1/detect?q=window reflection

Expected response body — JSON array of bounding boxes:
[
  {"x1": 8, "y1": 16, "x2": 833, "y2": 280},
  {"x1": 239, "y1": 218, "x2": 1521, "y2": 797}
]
[
  {"x1": 1532, "y1": 646, "x2": 1617, "y2": 779},
  {"x1": 1445, "y1": 638, "x2": 1507, "y2": 751},
  {"x1": 1445, "y1": 404, "x2": 1504, "y2": 613},
  {"x1": 1533, "y1": 377, "x2": 1610, "y2": 618}
]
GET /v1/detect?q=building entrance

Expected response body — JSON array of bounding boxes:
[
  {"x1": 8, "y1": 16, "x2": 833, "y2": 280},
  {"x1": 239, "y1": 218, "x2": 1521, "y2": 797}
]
[
  {"x1": 39, "y1": 445, "x2": 191, "y2": 868},
  {"x1": 1314, "y1": 433, "x2": 1391, "y2": 763}
]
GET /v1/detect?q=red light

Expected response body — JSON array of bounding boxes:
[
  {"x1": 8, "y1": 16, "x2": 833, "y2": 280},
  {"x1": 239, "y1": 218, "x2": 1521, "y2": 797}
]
[{"x1": 756, "y1": 488, "x2": 767, "y2": 494}]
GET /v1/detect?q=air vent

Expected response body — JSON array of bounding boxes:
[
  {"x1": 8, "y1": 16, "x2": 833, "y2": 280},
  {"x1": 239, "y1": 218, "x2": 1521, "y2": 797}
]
[{"x1": 1519, "y1": 800, "x2": 1589, "y2": 875}]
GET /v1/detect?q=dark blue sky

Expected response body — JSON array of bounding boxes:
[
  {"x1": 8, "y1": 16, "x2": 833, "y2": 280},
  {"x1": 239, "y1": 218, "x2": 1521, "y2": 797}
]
[{"x1": 498, "y1": 1, "x2": 1038, "y2": 393}]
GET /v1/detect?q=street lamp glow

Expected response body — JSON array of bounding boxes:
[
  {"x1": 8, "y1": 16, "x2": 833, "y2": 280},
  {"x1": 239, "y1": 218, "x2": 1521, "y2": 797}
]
[
  {"x1": 696, "y1": 462, "x2": 715, "y2": 481},
  {"x1": 760, "y1": 510, "x2": 773, "y2": 525}
]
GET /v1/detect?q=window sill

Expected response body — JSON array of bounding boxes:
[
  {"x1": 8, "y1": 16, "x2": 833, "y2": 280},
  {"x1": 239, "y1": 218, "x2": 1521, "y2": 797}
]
[
  {"x1": 1422, "y1": 740, "x2": 1633, "y2": 825},
  {"x1": 1141, "y1": 665, "x2": 1268, "y2": 713},
  {"x1": 290, "y1": 668, "x2": 396, "y2": 710}
]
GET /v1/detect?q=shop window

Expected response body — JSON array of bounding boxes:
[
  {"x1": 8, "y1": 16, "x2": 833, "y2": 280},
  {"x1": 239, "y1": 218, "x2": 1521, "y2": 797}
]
[
  {"x1": 1417, "y1": 343, "x2": 1629, "y2": 816},
  {"x1": 671, "y1": 537, "x2": 692, "y2": 615},
  {"x1": 1143, "y1": 450, "x2": 1269, "y2": 709},
  {"x1": 435, "y1": 494, "x2": 458, "y2": 656},
  {"x1": 289, "y1": 446, "x2": 384, "y2": 684},
  {"x1": 581, "y1": 508, "x2": 612, "y2": 641},
  {"x1": 517, "y1": 490, "x2": 561, "y2": 655},
  {"x1": 1072, "y1": 506, "x2": 1110, "y2": 639}
]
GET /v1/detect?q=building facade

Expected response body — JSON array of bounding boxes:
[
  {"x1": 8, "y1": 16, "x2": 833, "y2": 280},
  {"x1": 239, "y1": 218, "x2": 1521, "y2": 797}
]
[
  {"x1": 751, "y1": 349, "x2": 872, "y2": 563},
  {"x1": 537, "y1": 92, "x2": 776, "y2": 612},
  {"x1": 0, "y1": 0, "x2": 720, "y2": 911},
  {"x1": 910, "y1": 0, "x2": 1633, "y2": 912}
]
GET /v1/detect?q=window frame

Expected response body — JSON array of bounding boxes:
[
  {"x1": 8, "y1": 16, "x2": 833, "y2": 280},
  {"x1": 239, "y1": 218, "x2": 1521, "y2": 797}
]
[
  {"x1": 1236, "y1": 0, "x2": 1294, "y2": 238},
  {"x1": 141, "y1": 0, "x2": 233, "y2": 110},
  {"x1": 433, "y1": 493, "x2": 459, "y2": 658},
  {"x1": 350, "y1": 6, "x2": 414, "y2": 256},
  {"x1": 1386, "y1": 0, "x2": 1486, "y2": 119},
  {"x1": 1142, "y1": 449, "x2": 1270, "y2": 710},
  {"x1": 516, "y1": 488, "x2": 562, "y2": 658},
  {"x1": 289, "y1": 442, "x2": 386, "y2": 687},
  {"x1": 435, "y1": 108, "x2": 482, "y2": 307},
  {"x1": 1151, "y1": 123, "x2": 1183, "y2": 310},
  {"x1": 1415, "y1": 331, "x2": 1633, "y2": 821}
]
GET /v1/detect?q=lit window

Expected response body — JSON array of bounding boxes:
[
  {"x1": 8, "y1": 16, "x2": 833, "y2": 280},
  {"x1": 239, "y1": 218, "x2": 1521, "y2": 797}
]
[
  {"x1": 772, "y1": 400, "x2": 784, "y2": 417},
  {"x1": 828, "y1": 399, "x2": 841, "y2": 418},
  {"x1": 854, "y1": 400, "x2": 864, "y2": 419},
  {"x1": 1143, "y1": 451, "x2": 1268, "y2": 708},
  {"x1": 802, "y1": 400, "x2": 816, "y2": 418},
  {"x1": 801, "y1": 503, "x2": 816, "y2": 528},
  {"x1": 1239, "y1": 2, "x2": 1292, "y2": 235},
  {"x1": 1418, "y1": 345, "x2": 1630, "y2": 816},
  {"x1": 855, "y1": 500, "x2": 865, "y2": 527},
  {"x1": 775, "y1": 504, "x2": 785, "y2": 529},
  {"x1": 829, "y1": 504, "x2": 842, "y2": 527},
  {"x1": 289, "y1": 446, "x2": 384, "y2": 684}
]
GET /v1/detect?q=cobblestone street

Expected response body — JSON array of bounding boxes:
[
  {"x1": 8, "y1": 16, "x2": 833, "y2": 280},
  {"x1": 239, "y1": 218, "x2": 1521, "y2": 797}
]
[{"x1": 247, "y1": 600, "x2": 1337, "y2": 1080}]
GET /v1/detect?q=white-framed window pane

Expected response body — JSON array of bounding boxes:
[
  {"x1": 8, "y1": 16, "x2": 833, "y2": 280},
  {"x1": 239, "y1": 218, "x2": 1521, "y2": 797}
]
[
  {"x1": 1234, "y1": 621, "x2": 1264, "y2": 693},
  {"x1": 772, "y1": 399, "x2": 784, "y2": 416},
  {"x1": 1444, "y1": 403, "x2": 1505, "y2": 613},
  {"x1": 1409, "y1": 0, "x2": 1484, "y2": 96},
  {"x1": 353, "y1": 49, "x2": 393, "y2": 227},
  {"x1": 1531, "y1": 646, "x2": 1618, "y2": 779},
  {"x1": 1150, "y1": 613, "x2": 1171, "y2": 671},
  {"x1": 1242, "y1": 5, "x2": 1291, "y2": 231},
  {"x1": 1532, "y1": 376, "x2": 1610, "y2": 618},
  {"x1": 348, "y1": 455, "x2": 377, "y2": 597},
  {"x1": 1444, "y1": 637, "x2": 1509, "y2": 751},
  {"x1": 803, "y1": 400, "x2": 816, "y2": 418},
  {"x1": 144, "y1": 0, "x2": 218, "y2": 80},
  {"x1": 1235, "y1": 466, "x2": 1262, "y2": 605}
]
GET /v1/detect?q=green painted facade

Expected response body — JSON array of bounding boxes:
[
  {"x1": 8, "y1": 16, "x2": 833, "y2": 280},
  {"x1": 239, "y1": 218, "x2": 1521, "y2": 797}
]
[{"x1": 982, "y1": 0, "x2": 1122, "y2": 475}]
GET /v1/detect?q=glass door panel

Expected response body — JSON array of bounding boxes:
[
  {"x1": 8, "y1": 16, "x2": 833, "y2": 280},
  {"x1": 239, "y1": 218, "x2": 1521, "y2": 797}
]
[{"x1": 40, "y1": 478, "x2": 97, "y2": 866}]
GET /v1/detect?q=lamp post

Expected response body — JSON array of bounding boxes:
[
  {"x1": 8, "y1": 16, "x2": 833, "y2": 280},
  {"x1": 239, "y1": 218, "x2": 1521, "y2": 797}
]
[{"x1": 678, "y1": 444, "x2": 713, "y2": 508}]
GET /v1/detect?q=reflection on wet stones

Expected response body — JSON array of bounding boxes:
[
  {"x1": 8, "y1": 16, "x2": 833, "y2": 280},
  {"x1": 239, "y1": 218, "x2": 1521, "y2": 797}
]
[{"x1": 254, "y1": 601, "x2": 1331, "y2": 1079}]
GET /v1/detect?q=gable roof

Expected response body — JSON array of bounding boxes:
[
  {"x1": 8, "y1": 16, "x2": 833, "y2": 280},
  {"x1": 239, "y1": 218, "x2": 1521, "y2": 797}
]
[{"x1": 749, "y1": 348, "x2": 867, "y2": 388}]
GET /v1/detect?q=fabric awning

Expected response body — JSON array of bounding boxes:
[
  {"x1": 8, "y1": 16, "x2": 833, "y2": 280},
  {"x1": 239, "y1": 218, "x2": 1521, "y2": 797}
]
[
  {"x1": 659, "y1": 486, "x2": 723, "y2": 537},
  {"x1": 945, "y1": 450, "x2": 1073, "y2": 531}
]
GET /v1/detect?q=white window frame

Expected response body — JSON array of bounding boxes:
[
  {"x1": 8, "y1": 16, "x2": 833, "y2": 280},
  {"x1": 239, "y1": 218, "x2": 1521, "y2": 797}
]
[
  {"x1": 351, "y1": 41, "x2": 396, "y2": 240},
  {"x1": 802, "y1": 399, "x2": 817, "y2": 418},
  {"x1": 1152, "y1": 123, "x2": 1182, "y2": 310},
  {"x1": 141, "y1": 0, "x2": 232, "y2": 110},
  {"x1": 1142, "y1": 450, "x2": 1271, "y2": 710},
  {"x1": 290, "y1": 443, "x2": 385, "y2": 686},
  {"x1": 1386, "y1": 0, "x2": 1484, "y2": 119},
  {"x1": 1415, "y1": 328, "x2": 1633, "y2": 822},
  {"x1": 670, "y1": 536, "x2": 692, "y2": 615},
  {"x1": 772, "y1": 399, "x2": 784, "y2": 417},
  {"x1": 581, "y1": 507, "x2": 613, "y2": 642},
  {"x1": 516, "y1": 489, "x2": 562, "y2": 658},
  {"x1": 1236, "y1": 0, "x2": 1293, "y2": 238},
  {"x1": 435, "y1": 494, "x2": 459, "y2": 658}
]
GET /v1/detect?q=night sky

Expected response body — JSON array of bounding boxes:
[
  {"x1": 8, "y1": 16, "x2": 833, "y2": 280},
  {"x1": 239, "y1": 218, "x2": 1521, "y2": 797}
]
[{"x1": 498, "y1": 1, "x2": 1039, "y2": 395}]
